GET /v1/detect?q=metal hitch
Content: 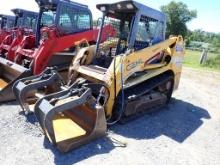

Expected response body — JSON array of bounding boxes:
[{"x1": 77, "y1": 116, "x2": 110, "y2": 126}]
[{"x1": 34, "y1": 85, "x2": 107, "y2": 153}]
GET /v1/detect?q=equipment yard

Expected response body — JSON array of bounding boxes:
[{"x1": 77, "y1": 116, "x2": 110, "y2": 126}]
[{"x1": 0, "y1": 67, "x2": 219, "y2": 165}]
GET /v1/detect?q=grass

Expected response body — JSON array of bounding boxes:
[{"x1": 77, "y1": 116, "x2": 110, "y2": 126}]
[{"x1": 184, "y1": 50, "x2": 220, "y2": 72}]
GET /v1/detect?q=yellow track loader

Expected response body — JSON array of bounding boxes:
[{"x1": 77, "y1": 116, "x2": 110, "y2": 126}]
[{"x1": 13, "y1": 1, "x2": 184, "y2": 152}]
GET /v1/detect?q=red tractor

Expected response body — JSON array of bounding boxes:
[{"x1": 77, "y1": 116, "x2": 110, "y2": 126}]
[
  {"x1": 0, "y1": 0, "x2": 116, "y2": 102},
  {"x1": 0, "y1": 14, "x2": 15, "y2": 44},
  {"x1": 0, "y1": 9, "x2": 38, "y2": 60}
]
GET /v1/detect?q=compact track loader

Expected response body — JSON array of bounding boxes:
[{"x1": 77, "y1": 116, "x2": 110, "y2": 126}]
[
  {"x1": 0, "y1": 14, "x2": 15, "y2": 29},
  {"x1": 0, "y1": 14, "x2": 15, "y2": 43},
  {"x1": 0, "y1": 9, "x2": 38, "y2": 60},
  {"x1": 13, "y1": 1, "x2": 184, "y2": 152},
  {"x1": 0, "y1": 0, "x2": 115, "y2": 102}
]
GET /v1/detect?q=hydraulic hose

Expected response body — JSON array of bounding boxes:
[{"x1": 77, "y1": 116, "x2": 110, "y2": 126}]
[{"x1": 107, "y1": 55, "x2": 125, "y2": 125}]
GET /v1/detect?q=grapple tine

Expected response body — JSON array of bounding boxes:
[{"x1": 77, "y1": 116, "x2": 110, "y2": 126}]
[{"x1": 34, "y1": 86, "x2": 107, "y2": 153}]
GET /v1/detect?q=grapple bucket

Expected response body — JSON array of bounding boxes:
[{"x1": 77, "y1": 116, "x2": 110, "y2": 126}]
[
  {"x1": 0, "y1": 57, "x2": 32, "y2": 102},
  {"x1": 13, "y1": 68, "x2": 63, "y2": 113},
  {"x1": 34, "y1": 86, "x2": 107, "y2": 152}
]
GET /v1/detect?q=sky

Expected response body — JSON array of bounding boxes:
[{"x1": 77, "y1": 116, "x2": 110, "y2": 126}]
[{"x1": 0, "y1": 0, "x2": 219, "y2": 33}]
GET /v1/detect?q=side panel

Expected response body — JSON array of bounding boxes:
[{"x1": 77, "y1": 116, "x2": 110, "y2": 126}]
[{"x1": 104, "y1": 37, "x2": 184, "y2": 117}]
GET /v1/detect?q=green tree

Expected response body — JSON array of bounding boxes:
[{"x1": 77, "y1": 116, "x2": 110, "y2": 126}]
[
  {"x1": 212, "y1": 36, "x2": 220, "y2": 47},
  {"x1": 161, "y1": 1, "x2": 197, "y2": 38}
]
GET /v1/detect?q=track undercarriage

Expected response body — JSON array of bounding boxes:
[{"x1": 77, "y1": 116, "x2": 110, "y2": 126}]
[{"x1": 113, "y1": 72, "x2": 174, "y2": 123}]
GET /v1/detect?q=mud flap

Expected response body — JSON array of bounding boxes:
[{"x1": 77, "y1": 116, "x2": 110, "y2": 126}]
[
  {"x1": 34, "y1": 86, "x2": 107, "y2": 153},
  {"x1": 13, "y1": 68, "x2": 63, "y2": 113},
  {"x1": 0, "y1": 57, "x2": 32, "y2": 102}
]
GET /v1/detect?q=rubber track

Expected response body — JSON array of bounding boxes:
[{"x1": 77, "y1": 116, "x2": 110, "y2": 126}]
[{"x1": 113, "y1": 72, "x2": 173, "y2": 123}]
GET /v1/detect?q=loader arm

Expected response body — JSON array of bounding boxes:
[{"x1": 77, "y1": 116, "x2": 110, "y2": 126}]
[
  {"x1": 33, "y1": 26, "x2": 112, "y2": 75},
  {"x1": 14, "y1": 24, "x2": 115, "y2": 75},
  {"x1": 0, "y1": 30, "x2": 11, "y2": 45},
  {"x1": 0, "y1": 28, "x2": 29, "y2": 61}
]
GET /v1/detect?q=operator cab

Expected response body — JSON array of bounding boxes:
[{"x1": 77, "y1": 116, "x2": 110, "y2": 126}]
[
  {"x1": 11, "y1": 9, "x2": 38, "y2": 31},
  {"x1": 94, "y1": 0, "x2": 166, "y2": 68},
  {"x1": 35, "y1": 0, "x2": 92, "y2": 35},
  {"x1": 0, "y1": 14, "x2": 15, "y2": 29}
]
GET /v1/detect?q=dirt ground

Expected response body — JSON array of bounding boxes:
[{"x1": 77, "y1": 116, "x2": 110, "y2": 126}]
[{"x1": 0, "y1": 67, "x2": 220, "y2": 165}]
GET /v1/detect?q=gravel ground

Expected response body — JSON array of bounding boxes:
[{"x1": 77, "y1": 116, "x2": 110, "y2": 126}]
[{"x1": 0, "y1": 67, "x2": 220, "y2": 165}]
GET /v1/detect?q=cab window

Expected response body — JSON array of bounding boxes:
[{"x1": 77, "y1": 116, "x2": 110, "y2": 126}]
[
  {"x1": 59, "y1": 4, "x2": 91, "y2": 34},
  {"x1": 135, "y1": 15, "x2": 164, "y2": 50}
]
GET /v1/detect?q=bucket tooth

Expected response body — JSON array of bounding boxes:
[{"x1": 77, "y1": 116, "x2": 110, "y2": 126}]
[{"x1": 34, "y1": 86, "x2": 107, "y2": 153}]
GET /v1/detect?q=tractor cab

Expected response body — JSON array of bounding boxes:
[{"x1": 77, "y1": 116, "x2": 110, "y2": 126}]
[
  {"x1": 35, "y1": 0, "x2": 92, "y2": 44},
  {"x1": 94, "y1": 0, "x2": 166, "y2": 68},
  {"x1": 0, "y1": 14, "x2": 15, "y2": 29},
  {"x1": 12, "y1": 9, "x2": 38, "y2": 32}
]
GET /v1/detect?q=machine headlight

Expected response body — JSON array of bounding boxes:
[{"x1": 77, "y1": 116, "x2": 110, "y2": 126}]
[
  {"x1": 117, "y1": 4, "x2": 122, "y2": 9},
  {"x1": 100, "y1": 6, "x2": 106, "y2": 12},
  {"x1": 126, "y1": 4, "x2": 134, "y2": 9}
]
